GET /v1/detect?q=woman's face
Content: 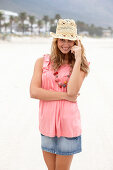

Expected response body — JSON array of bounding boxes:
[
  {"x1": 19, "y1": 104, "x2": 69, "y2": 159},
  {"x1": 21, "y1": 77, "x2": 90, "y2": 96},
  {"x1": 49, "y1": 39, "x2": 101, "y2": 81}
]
[{"x1": 57, "y1": 38, "x2": 75, "y2": 54}]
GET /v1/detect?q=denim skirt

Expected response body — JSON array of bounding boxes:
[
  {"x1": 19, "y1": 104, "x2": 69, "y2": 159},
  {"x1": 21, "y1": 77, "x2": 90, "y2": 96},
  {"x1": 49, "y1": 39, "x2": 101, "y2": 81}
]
[{"x1": 41, "y1": 133, "x2": 82, "y2": 155}]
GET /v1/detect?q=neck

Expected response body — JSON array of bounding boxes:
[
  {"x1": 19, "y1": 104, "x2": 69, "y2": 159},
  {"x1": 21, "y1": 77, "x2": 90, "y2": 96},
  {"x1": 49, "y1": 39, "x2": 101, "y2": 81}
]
[
  {"x1": 64, "y1": 54, "x2": 68, "y2": 60},
  {"x1": 62, "y1": 54, "x2": 69, "y2": 64}
]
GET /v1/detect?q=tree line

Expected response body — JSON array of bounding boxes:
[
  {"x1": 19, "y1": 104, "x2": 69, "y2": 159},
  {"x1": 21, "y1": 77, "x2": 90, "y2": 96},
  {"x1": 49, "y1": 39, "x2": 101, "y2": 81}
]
[
  {"x1": 0, "y1": 11, "x2": 112, "y2": 37},
  {"x1": 0, "y1": 12, "x2": 61, "y2": 35}
]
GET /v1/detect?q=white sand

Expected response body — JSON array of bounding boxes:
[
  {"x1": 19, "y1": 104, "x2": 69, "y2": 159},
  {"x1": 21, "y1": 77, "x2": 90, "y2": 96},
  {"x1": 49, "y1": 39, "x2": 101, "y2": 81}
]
[{"x1": 0, "y1": 37, "x2": 113, "y2": 170}]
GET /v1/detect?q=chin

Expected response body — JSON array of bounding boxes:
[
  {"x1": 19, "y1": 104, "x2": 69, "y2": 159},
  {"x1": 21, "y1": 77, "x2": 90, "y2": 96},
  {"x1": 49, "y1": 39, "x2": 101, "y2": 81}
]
[
  {"x1": 62, "y1": 52, "x2": 68, "y2": 54},
  {"x1": 61, "y1": 50, "x2": 70, "y2": 54}
]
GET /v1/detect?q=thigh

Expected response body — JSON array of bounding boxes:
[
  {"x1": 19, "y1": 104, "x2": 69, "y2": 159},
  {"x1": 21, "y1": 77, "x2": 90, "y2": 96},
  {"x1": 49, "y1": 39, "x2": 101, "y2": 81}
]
[
  {"x1": 42, "y1": 150, "x2": 56, "y2": 170},
  {"x1": 55, "y1": 154, "x2": 74, "y2": 170}
]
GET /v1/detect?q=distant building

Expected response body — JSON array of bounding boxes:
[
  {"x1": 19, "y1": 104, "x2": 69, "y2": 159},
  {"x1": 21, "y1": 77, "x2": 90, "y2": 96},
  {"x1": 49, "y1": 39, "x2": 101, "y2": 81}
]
[
  {"x1": 102, "y1": 29, "x2": 112, "y2": 37},
  {"x1": 0, "y1": 9, "x2": 18, "y2": 33},
  {"x1": 0, "y1": 9, "x2": 38, "y2": 34},
  {"x1": 0, "y1": 9, "x2": 18, "y2": 21}
]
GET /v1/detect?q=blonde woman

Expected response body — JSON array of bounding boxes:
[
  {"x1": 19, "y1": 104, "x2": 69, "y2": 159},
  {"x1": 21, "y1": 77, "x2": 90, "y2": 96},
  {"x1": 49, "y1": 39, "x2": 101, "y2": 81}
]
[{"x1": 30, "y1": 19, "x2": 90, "y2": 170}]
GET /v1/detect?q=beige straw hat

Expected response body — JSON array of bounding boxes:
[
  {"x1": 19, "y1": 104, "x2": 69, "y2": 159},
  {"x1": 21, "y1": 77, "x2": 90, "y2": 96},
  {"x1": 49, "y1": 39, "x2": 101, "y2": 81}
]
[{"x1": 50, "y1": 19, "x2": 82, "y2": 41}]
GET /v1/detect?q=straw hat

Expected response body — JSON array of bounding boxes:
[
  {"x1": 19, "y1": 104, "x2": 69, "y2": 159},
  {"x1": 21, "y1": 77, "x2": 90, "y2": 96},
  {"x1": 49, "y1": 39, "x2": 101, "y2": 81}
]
[{"x1": 50, "y1": 19, "x2": 82, "y2": 41}]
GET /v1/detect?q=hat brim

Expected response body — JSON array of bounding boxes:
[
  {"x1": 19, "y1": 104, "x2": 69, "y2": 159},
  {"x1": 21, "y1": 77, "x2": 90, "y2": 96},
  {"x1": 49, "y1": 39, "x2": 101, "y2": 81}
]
[{"x1": 50, "y1": 32, "x2": 82, "y2": 41}]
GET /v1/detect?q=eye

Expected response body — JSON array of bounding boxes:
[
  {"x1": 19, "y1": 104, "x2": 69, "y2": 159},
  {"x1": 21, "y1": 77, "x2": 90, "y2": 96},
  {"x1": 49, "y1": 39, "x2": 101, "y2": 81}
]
[
  {"x1": 68, "y1": 40, "x2": 72, "y2": 43},
  {"x1": 59, "y1": 39, "x2": 65, "y2": 42},
  {"x1": 68, "y1": 40, "x2": 74, "y2": 44}
]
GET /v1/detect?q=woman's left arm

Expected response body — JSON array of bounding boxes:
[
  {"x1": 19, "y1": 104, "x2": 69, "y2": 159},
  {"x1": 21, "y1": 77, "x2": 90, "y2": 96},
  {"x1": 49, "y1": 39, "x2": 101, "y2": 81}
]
[
  {"x1": 67, "y1": 59, "x2": 86, "y2": 97},
  {"x1": 67, "y1": 39, "x2": 86, "y2": 97}
]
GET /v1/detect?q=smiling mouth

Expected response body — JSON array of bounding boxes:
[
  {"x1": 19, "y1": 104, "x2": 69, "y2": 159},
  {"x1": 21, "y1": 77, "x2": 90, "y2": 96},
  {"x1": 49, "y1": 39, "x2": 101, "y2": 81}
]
[{"x1": 62, "y1": 48, "x2": 70, "y2": 50}]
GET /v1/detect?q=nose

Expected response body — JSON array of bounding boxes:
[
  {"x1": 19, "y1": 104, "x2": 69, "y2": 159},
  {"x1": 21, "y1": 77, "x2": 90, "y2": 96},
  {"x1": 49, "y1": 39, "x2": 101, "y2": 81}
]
[{"x1": 63, "y1": 41, "x2": 70, "y2": 46}]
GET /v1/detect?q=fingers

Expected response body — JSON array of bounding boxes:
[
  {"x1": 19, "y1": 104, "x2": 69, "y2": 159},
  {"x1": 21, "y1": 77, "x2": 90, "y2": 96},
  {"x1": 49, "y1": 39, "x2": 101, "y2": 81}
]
[
  {"x1": 77, "y1": 39, "x2": 81, "y2": 47},
  {"x1": 71, "y1": 45, "x2": 76, "y2": 51},
  {"x1": 71, "y1": 49, "x2": 75, "y2": 55}
]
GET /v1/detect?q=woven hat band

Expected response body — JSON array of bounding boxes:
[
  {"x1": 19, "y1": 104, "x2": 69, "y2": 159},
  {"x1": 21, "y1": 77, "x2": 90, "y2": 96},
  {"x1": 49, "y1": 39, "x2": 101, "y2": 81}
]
[{"x1": 56, "y1": 29, "x2": 77, "y2": 35}]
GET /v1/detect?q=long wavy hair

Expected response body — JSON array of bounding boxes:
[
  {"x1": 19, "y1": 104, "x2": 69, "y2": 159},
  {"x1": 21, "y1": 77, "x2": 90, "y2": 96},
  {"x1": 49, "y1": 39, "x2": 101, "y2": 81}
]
[{"x1": 50, "y1": 38, "x2": 90, "y2": 76}]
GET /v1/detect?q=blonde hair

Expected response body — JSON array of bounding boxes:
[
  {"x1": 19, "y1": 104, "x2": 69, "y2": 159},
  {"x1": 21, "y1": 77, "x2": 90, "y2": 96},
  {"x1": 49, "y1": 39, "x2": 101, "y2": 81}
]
[{"x1": 50, "y1": 38, "x2": 90, "y2": 77}]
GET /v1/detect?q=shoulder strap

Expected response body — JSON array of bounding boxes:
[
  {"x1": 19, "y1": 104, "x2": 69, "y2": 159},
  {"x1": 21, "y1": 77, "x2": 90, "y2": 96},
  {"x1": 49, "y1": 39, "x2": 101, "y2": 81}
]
[
  {"x1": 42, "y1": 54, "x2": 50, "y2": 71},
  {"x1": 88, "y1": 61, "x2": 90, "y2": 65}
]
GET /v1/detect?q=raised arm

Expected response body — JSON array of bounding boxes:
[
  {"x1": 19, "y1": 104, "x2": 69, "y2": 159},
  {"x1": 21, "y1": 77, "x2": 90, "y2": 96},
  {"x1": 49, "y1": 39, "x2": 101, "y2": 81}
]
[
  {"x1": 67, "y1": 39, "x2": 86, "y2": 97},
  {"x1": 67, "y1": 59, "x2": 86, "y2": 97}
]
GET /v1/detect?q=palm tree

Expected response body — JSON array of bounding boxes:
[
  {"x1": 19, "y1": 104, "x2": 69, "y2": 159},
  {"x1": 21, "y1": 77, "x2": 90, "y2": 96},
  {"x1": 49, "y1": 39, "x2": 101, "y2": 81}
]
[
  {"x1": 37, "y1": 19, "x2": 43, "y2": 35},
  {"x1": 0, "y1": 12, "x2": 4, "y2": 33},
  {"x1": 29, "y1": 15, "x2": 35, "y2": 34},
  {"x1": 9, "y1": 15, "x2": 14, "y2": 33},
  {"x1": 76, "y1": 21, "x2": 87, "y2": 32},
  {"x1": 49, "y1": 18, "x2": 56, "y2": 33},
  {"x1": 19, "y1": 12, "x2": 27, "y2": 34},
  {"x1": 4, "y1": 23, "x2": 9, "y2": 33},
  {"x1": 14, "y1": 16, "x2": 19, "y2": 23},
  {"x1": 43, "y1": 15, "x2": 49, "y2": 32},
  {"x1": 49, "y1": 18, "x2": 55, "y2": 27},
  {"x1": 54, "y1": 14, "x2": 61, "y2": 24},
  {"x1": 88, "y1": 24, "x2": 96, "y2": 36}
]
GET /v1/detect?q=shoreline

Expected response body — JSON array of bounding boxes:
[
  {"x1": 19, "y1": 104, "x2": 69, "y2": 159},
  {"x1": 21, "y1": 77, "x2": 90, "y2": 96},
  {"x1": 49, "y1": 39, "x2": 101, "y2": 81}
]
[{"x1": 0, "y1": 35, "x2": 113, "y2": 44}]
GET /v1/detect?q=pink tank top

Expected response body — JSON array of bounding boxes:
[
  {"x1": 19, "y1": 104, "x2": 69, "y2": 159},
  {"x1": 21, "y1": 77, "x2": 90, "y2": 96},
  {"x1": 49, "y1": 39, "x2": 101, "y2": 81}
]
[{"x1": 39, "y1": 54, "x2": 82, "y2": 138}]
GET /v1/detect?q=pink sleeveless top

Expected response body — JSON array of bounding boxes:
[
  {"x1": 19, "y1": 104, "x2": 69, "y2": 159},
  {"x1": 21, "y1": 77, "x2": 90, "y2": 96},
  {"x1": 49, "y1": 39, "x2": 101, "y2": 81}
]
[{"x1": 39, "y1": 54, "x2": 82, "y2": 138}]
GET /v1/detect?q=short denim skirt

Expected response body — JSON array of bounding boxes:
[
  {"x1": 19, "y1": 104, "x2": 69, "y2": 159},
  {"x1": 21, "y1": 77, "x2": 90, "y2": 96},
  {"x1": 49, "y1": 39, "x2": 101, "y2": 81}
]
[{"x1": 41, "y1": 133, "x2": 82, "y2": 155}]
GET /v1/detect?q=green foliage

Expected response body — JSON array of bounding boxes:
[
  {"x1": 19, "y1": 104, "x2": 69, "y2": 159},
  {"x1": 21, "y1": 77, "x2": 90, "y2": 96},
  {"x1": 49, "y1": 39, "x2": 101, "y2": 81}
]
[
  {"x1": 0, "y1": 11, "x2": 112, "y2": 37},
  {"x1": 77, "y1": 21, "x2": 104, "y2": 37},
  {"x1": 50, "y1": 25, "x2": 56, "y2": 33}
]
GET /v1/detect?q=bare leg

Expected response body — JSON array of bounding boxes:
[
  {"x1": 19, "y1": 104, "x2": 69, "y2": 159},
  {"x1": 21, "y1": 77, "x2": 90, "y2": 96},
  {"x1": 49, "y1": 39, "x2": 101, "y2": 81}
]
[
  {"x1": 42, "y1": 150, "x2": 56, "y2": 170},
  {"x1": 55, "y1": 154, "x2": 74, "y2": 170}
]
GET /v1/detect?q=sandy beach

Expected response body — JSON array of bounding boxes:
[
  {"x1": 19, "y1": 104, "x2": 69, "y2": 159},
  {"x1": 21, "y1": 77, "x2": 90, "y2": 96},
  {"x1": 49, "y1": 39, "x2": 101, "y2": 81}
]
[{"x1": 0, "y1": 36, "x2": 113, "y2": 170}]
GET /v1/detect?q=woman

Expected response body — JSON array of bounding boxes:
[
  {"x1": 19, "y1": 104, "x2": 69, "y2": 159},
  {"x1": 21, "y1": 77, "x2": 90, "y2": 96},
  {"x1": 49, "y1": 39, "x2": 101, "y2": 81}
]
[{"x1": 30, "y1": 19, "x2": 90, "y2": 170}]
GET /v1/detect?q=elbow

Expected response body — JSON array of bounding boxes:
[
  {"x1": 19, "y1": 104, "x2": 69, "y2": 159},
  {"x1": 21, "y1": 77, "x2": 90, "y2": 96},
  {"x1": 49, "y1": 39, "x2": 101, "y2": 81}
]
[
  {"x1": 67, "y1": 88, "x2": 79, "y2": 97},
  {"x1": 30, "y1": 93, "x2": 34, "y2": 98},
  {"x1": 29, "y1": 85, "x2": 40, "y2": 99},
  {"x1": 29, "y1": 85, "x2": 35, "y2": 98},
  {"x1": 30, "y1": 89, "x2": 34, "y2": 98}
]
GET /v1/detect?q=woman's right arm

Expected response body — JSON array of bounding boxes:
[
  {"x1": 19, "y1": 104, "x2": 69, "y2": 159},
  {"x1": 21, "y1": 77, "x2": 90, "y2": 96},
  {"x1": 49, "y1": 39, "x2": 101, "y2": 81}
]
[{"x1": 29, "y1": 57, "x2": 77, "y2": 102}]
